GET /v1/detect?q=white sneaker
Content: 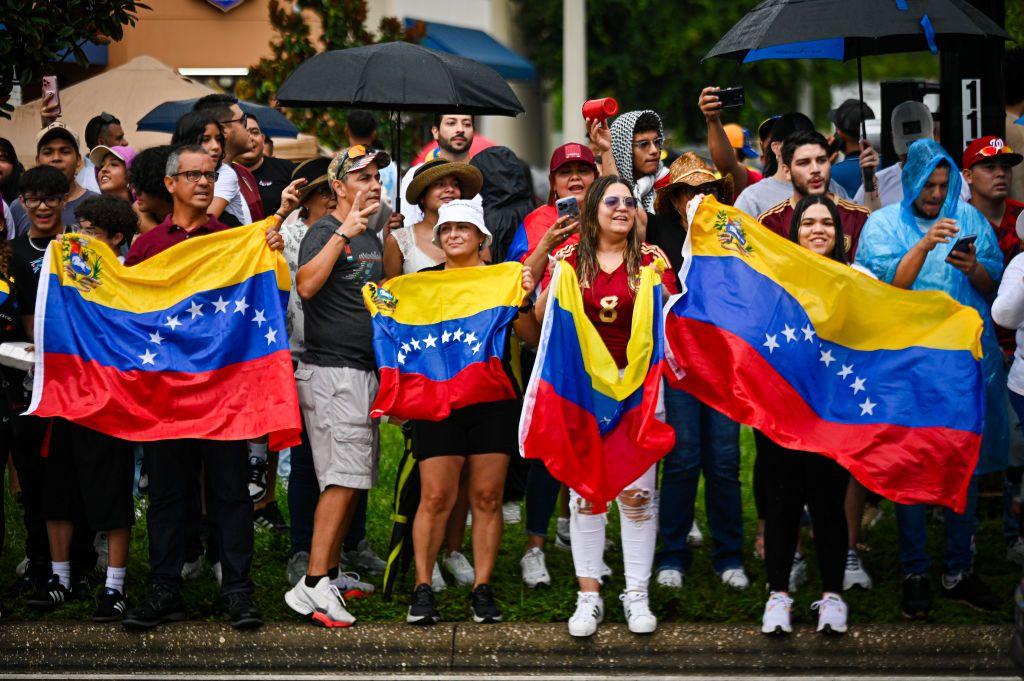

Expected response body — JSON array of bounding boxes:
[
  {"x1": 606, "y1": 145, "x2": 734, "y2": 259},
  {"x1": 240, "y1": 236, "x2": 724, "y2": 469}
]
[
  {"x1": 620, "y1": 591, "x2": 657, "y2": 634},
  {"x1": 431, "y1": 562, "x2": 447, "y2": 592},
  {"x1": 1008, "y1": 537, "x2": 1024, "y2": 568},
  {"x1": 721, "y1": 567, "x2": 750, "y2": 590},
  {"x1": 330, "y1": 571, "x2": 375, "y2": 599},
  {"x1": 567, "y1": 591, "x2": 604, "y2": 637},
  {"x1": 843, "y1": 549, "x2": 873, "y2": 591},
  {"x1": 687, "y1": 522, "x2": 704, "y2": 548},
  {"x1": 555, "y1": 517, "x2": 571, "y2": 551},
  {"x1": 520, "y1": 547, "x2": 551, "y2": 588},
  {"x1": 181, "y1": 558, "x2": 203, "y2": 581},
  {"x1": 284, "y1": 576, "x2": 355, "y2": 628},
  {"x1": 503, "y1": 501, "x2": 522, "y2": 524},
  {"x1": 655, "y1": 568, "x2": 683, "y2": 589},
  {"x1": 812, "y1": 593, "x2": 848, "y2": 634},
  {"x1": 211, "y1": 561, "x2": 222, "y2": 586},
  {"x1": 443, "y1": 551, "x2": 475, "y2": 586},
  {"x1": 761, "y1": 591, "x2": 793, "y2": 635},
  {"x1": 789, "y1": 553, "x2": 809, "y2": 592}
]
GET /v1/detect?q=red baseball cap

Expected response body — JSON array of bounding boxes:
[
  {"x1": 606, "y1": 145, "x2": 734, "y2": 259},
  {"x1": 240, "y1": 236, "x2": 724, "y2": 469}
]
[
  {"x1": 963, "y1": 135, "x2": 1023, "y2": 170},
  {"x1": 549, "y1": 143, "x2": 597, "y2": 174}
]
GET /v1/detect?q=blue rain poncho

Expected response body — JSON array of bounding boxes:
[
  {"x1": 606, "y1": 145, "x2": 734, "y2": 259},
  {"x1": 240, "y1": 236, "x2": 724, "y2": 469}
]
[{"x1": 855, "y1": 139, "x2": 1008, "y2": 475}]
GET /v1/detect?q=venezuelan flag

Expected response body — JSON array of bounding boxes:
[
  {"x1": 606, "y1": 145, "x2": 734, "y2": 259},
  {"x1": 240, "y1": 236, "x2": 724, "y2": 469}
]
[
  {"x1": 519, "y1": 261, "x2": 675, "y2": 511},
  {"x1": 363, "y1": 262, "x2": 526, "y2": 421},
  {"x1": 28, "y1": 224, "x2": 301, "y2": 450},
  {"x1": 666, "y1": 196, "x2": 984, "y2": 512}
]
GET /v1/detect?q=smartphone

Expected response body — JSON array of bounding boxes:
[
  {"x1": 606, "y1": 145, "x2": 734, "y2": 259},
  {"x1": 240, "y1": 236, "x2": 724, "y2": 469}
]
[
  {"x1": 950, "y1": 235, "x2": 977, "y2": 254},
  {"x1": 556, "y1": 196, "x2": 580, "y2": 222},
  {"x1": 41, "y1": 75, "x2": 61, "y2": 117},
  {"x1": 716, "y1": 86, "x2": 745, "y2": 109}
]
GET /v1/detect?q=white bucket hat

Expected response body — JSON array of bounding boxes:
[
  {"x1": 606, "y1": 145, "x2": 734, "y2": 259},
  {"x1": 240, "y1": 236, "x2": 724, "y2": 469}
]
[{"x1": 432, "y1": 199, "x2": 492, "y2": 248}]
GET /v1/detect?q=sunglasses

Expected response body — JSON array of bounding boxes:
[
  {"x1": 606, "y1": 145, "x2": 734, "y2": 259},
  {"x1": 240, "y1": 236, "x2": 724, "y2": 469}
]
[
  {"x1": 603, "y1": 196, "x2": 638, "y2": 210},
  {"x1": 975, "y1": 144, "x2": 1014, "y2": 158},
  {"x1": 633, "y1": 137, "x2": 665, "y2": 152}
]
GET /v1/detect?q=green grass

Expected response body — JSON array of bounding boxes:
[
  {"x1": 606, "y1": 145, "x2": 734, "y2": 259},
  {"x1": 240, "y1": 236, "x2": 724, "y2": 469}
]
[{"x1": 1, "y1": 425, "x2": 1016, "y2": 625}]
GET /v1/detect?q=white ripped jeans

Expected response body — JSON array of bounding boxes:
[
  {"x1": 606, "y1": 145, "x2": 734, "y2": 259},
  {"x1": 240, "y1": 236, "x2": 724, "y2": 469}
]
[{"x1": 569, "y1": 463, "x2": 658, "y2": 593}]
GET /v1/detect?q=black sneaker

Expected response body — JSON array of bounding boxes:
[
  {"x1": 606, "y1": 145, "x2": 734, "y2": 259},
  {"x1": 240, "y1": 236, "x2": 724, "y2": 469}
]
[
  {"x1": 406, "y1": 583, "x2": 440, "y2": 625},
  {"x1": 254, "y1": 502, "x2": 289, "y2": 534},
  {"x1": 942, "y1": 570, "x2": 1000, "y2": 612},
  {"x1": 122, "y1": 585, "x2": 186, "y2": 631},
  {"x1": 470, "y1": 583, "x2": 502, "y2": 623},
  {"x1": 26, "y1": 574, "x2": 72, "y2": 609},
  {"x1": 74, "y1": 571, "x2": 101, "y2": 601},
  {"x1": 225, "y1": 592, "x2": 263, "y2": 630},
  {"x1": 901, "y1": 574, "x2": 931, "y2": 619},
  {"x1": 93, "y1": 587, "x2": 128, "y2": 622},
  {"x1": 248, "y1": 455, "x2": 268, "y2": 504}
]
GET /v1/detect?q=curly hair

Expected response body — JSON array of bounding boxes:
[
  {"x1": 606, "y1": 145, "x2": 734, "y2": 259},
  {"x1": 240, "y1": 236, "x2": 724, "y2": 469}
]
[
  {"x1": 576, "y1": 174, "x2": 644, "y2": 292},
  {"x1": 74, "y1": 195, "x2": 138, "y2": 247},
  {"x1": 128, "y1": 145, "x2": 173, "y2": 204},
  {"x1": 19, "y1": 165, "x2": 70, "y2": 198}
]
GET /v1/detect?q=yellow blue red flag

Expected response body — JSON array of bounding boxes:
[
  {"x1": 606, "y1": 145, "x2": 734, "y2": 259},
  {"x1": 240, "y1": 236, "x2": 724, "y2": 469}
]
[
  {"x1": 665, "y1": 196, "x2": 984, "y2": 513},
  {"x1": 363, "y1": 262, "x2": 526, "y2": 421},
  {"x1": 27, "y1": 225, "x2": 301, "y2": 450},
  {"x1": 519, "y1": 261, "x2": 674, "y2": 511}
]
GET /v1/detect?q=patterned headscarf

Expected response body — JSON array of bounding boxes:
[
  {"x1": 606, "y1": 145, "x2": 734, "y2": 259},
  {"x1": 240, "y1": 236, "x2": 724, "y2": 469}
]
[{"x1": 610, "y1": 110, "x2": 665, "y2": 212}]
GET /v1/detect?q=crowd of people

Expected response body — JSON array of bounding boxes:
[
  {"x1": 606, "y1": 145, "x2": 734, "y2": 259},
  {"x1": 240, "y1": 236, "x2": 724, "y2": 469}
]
[{"x1": 1, "y1": 47, "x2": 1024, "y2": 639}]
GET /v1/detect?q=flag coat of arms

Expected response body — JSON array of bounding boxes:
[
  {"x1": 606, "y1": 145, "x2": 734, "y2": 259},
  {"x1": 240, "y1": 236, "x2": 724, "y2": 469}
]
[
  {"x1": 363, "y1": 262, "x2": 526, "y2": 421},
  {"x1": 519, "y1": 260, "x2": 675, "y2": 511},
  {"x1": 28, "y1": 226, "x2": 301, "y2": 450},
  {"x1": 665, "y1": 196, "x2": 985, "y2": 513}
]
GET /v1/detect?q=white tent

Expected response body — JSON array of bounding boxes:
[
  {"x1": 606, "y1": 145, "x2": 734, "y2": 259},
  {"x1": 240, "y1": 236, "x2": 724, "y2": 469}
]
[{"x1": 0, "y1": 55, "x2": 319, "y2": 166}]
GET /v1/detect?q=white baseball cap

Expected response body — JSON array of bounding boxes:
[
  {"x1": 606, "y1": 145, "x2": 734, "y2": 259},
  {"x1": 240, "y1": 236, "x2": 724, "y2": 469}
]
[
  {"x1": 433, "y1": 199, "x2": 492, "y2": 248},
  {"x1": 891, "y1": 101, "x2": 934, "y2": 156}
]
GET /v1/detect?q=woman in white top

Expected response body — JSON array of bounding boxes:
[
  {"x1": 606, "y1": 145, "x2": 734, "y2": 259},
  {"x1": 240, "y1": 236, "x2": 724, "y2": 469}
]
[{"x1": 384, "y1": 159, "x2": 483, "y2": 279}]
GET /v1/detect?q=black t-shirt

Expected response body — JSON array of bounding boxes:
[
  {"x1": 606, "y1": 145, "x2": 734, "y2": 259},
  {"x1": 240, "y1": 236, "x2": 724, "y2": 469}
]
[
  {"x1": 11, "y1": 231, "x2": 61, "y2": 288},
  {"x1": 644, "y1": 211, "x2": 686, "y2": 275},
  {"x1": 251, "y1": 156, "x2": 296, "y2": 218},
  {"x1": 298, "y1": 214, "x2": 383, "y2": 370}
]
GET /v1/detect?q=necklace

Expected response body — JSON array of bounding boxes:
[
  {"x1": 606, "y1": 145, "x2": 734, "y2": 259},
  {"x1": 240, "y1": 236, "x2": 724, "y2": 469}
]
[{"x1": 28, "y1": 227, "x2": 66, "y2": 252}]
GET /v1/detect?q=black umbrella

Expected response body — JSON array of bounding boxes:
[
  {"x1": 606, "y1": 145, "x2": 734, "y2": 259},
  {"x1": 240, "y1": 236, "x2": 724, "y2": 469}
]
[
  {"x1": 275, "y1": 41, "x2": 525, "y2": 211},
  {"x1": 137, "y1": 98, "x2": 299, "y2": 137},
  {"x1": 704, "y1": 0, "x2": 1010, "y2": 140}
]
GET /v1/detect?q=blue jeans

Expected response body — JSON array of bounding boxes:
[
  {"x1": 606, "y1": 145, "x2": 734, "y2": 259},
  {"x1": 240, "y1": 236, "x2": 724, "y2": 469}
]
[
  {"x1": 525, "y1": 459, "x2": 562, "y2": 538},
  {"x1": 895, "y1": 477, "x2": 978, "y2": 576},
  {"x1": 656, "y1": 385, "x2": 743, "y2": 573}
]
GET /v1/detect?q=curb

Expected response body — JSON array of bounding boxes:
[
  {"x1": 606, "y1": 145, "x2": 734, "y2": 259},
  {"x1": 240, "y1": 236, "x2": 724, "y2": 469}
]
[{"x1": 0, "y1": 621, "x2": 1014, "y2": 674}]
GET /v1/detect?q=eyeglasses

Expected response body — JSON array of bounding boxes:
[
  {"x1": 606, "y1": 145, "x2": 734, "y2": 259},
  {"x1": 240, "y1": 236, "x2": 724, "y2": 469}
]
[
  {"x1": 221, "y1": 112, "x2": 249, "y2": 127},
  {"x1": 170, "y1": 170, "x2": 219, "y2": 183},
  {"x1": 633, "y1": 137, "x2": 665, "y2": 152},
  {"x1": 603, "y1": 196, "x2": 638, "y2": 210},
  {"x1": 23, "y1": 195, "x2": 64, "y2": 209}
]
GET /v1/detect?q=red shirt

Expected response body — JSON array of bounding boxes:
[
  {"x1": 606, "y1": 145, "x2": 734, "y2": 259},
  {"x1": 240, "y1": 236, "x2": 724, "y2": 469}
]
[
  {"x1": 757, "y1": 196, "x2": 870, "y2": 261},
  {"x1": 555, "y1": 242, "x2": 679, "y2": 368},
  {"x1": 125, "y1": 213, "x2": 232, "y2": 265}
]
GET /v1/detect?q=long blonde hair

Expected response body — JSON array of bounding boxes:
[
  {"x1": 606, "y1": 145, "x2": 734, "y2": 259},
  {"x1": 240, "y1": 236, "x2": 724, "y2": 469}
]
[{"x1": 576, "y1": 175, "x2": 643, "y2": 292}]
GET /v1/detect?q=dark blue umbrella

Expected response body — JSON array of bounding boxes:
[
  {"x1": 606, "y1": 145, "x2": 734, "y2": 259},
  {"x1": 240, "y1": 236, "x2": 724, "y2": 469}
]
[{"x1": 136, "y1": 98, "x2": 300, "y2": 138}]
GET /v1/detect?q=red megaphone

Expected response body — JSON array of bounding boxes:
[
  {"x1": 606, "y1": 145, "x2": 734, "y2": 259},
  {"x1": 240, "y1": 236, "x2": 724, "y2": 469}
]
[{"x1": 582, "y1": 98, "x2": 619, "y2": 123}]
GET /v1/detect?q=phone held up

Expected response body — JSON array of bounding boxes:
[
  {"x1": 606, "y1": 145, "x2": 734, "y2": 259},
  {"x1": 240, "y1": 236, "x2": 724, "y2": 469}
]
[
  {"x1": 41, "y1": 75, "x2": 61, "y2": 117},
  {"x1": 716, "y1": 86, "x2": 744, "y2": 109},
  {"x1": 555, "y1": 197, "x2": 580, "y2": 241},
  {"x1": 950, "y1": 234, "x2": 977, "y2": 255}
]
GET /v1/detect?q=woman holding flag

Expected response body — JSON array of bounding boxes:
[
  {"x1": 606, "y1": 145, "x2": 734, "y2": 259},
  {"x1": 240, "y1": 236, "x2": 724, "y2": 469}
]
[
  {"x1": 535, "y1": 175, "x2": 678, "y2": 637},
  {"x1": 405, "y1": 200, "x2": 539, "y2": 626}
]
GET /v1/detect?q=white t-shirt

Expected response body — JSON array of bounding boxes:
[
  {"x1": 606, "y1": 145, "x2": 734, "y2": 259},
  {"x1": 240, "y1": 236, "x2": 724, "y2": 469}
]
[
  {"x1": 76, "y1": 156, "x2": 101, "y2": 195},
  {"x1": 992, "y1": 251, "x2": 1024, "y2": 397},
  {"x1": 214, "y1": 164, "x2": 252, "y2": 225},
  {"x1": 398, "y1": 163, "x2": 483, "y2": 227},
  {"x1": 734, "y1": 175, "x2": 850, "y2": 219},
  {"x1": 854, "y1": 163, "x2": 903, "y2": 208}
]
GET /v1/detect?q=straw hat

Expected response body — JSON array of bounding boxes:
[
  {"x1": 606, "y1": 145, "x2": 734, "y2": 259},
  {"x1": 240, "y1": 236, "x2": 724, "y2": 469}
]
[
  {"x1": 654, "y1": 152, "x2": 733, "y2": 215},
  {"x1": 405, "y1": 158, "x2": 483, "y2": 205}
]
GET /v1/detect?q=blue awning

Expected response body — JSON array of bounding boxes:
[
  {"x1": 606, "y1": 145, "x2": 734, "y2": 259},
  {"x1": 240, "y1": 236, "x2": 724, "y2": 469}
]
[{"x1": 405, "y1": 18, "x2": 536, "y2": 81}]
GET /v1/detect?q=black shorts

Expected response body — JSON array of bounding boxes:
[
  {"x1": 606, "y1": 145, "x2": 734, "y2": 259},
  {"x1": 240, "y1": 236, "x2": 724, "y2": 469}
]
[
  {"x1": 42, "y1": 420, "x2": 135, "y2": 530},
  {"x1": 412, "y1": 399, "x2": 520, "y2": 460}
]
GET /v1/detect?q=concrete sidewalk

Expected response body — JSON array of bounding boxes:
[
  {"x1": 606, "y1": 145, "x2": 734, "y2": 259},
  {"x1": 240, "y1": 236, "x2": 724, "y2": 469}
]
[{"x1": 0, "y1": 621, "x2": 1014, "y2": 675}]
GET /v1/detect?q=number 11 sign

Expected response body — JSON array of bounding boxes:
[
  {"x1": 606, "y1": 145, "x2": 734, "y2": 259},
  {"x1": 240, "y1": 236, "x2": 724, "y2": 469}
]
[{"x1": 962, "y1": 78, "x2": 981, "y2": 149}]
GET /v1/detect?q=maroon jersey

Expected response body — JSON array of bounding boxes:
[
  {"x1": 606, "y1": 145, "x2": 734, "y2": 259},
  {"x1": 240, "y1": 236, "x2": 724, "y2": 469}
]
[{"x1": 757, "y1": 195, "x2": 870, "y2": 261}]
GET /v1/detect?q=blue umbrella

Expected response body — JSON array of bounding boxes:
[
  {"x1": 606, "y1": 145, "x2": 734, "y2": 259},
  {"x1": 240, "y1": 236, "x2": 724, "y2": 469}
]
[{"x1": 136, "y1": 98, "x2": 300, "y2": 138}]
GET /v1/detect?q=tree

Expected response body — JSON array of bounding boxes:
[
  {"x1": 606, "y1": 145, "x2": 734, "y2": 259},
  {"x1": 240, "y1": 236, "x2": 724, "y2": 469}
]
[
  {"x1": 0, "y1": 1, "x2": 150, "y2": 119},
  {"x1": 237, "y1": 1, "x2": 424, "y2": 151},
  {"x1": 512, "y1": 0, "x2": 945, "y2": 143}
]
